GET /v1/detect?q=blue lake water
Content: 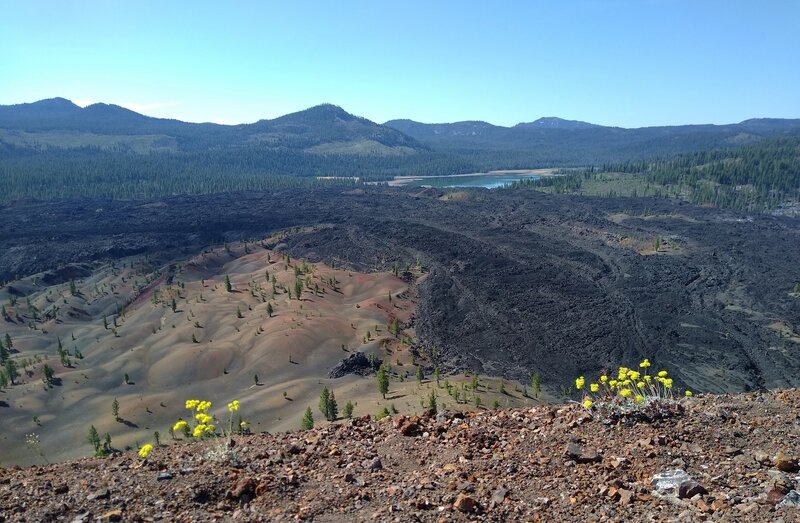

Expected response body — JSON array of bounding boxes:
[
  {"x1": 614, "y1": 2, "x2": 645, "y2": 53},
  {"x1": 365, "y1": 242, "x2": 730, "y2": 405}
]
[{"x1": 406, "y1": 173, "x2": 541, "y2": 189}]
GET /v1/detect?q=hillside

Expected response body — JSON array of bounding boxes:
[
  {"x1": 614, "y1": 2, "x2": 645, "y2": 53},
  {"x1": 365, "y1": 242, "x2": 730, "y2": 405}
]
[
  {"x1": 511, "y1": 136, "x2": 800, "y2": 213},
  {"x1": 0, "y1": 99, "x2": 423, "y2": 153},
  {"x1": 2, "y1": 389, "x2": 799, "y2": 521},
  {"x1": 384, "y1": 117, "x2": 800, "y2": 164},
  {"x1": 2, "y1": 188, "x2": 799, "y2": 397},
  {"x1": 0, "y1": 234, "x2": 534, "y2": 466}
]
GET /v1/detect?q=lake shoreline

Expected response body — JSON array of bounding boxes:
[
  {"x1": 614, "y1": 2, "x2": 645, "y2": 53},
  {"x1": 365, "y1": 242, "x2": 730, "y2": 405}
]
[{"x1": 387, "y1": 168, "x2": 557, "y2": 187}]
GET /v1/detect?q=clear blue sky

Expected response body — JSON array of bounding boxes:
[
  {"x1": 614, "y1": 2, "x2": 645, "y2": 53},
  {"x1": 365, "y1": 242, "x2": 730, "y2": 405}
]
[{"x1": 2, "y1": 0, "x2": 798, "y2": 127}]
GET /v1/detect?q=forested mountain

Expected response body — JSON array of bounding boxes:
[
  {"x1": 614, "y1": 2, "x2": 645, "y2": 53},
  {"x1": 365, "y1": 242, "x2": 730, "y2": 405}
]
[
  {"x1": 0, "y1": 99, "x2": 422, "y2": 153},
  {"x1": 514, "y1": 117, "x2": 600, "y2": 129},
  {"x1": 1, "y1": 98, "x2": 799, "y2": 206},
  {"x1": 384, "y1": 117, "x2": 800, "y2": 163}
]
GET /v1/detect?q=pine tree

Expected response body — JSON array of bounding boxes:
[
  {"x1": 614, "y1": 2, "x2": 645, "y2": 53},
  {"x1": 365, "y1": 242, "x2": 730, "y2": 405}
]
[
  {"x1": 87, "y1": 425, "x2": 101, "y2": 455},
  {"x1": 0, "y1": 369, "x2": 7, "y2": 389},
  {"x1": 224, "y1": 275, "x2": 232, "y2": 293},
  {"x1": 327, "y1": 390, "x2": 338, "y2": 421},
  {"x1": 531, "y1": 373, "x2": 542, "y2": 398},
  {"x1": 267, "y1": 302, "x2": 273, "y2": 317},
  {"x1": 0, "y1": 339, "x2": 8, "y2": 364},
  {"x1": 427, "y1": 390, "x2": 437, "y2": 414},
  {"x1": 4, "y1": 359, "x2": 18, "y2": 385},
  {"x1": 318, "y1": 386, "x2": 331, "y2": 419},
  {"x1": 5, "y1": 333, "x2": 12, "y2": 349},
  {"x1": 42, "y1": 364, "x2": 54, "y2": 387},
  {"x1": 69, "y1": 280, "x2": 77, "y2": 296},
  {"x1": 377, "y1": 364, "x2": 389, "y2": 399},
  {"x1": 416, "y1": 365, "x2": 424, "y2": 386},
  {"x1": 294, "y1": 279, "x2": 303, "y2": 300},
  {"x1": 112, "y1": 398, "x2": 120, "y2": 421},
  {"x1": 301, "y1": 407, "x2": 314, "y2": 430},
  {"x1": 236, "y1": 306, "x2": 243, "y2": 319},
  {"x1": 343, "y1": 400, "x2": 354, "y2": 419}
]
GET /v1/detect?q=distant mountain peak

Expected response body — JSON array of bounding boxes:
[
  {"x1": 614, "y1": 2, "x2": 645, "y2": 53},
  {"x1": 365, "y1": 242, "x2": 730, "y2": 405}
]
[
  {"x1": 263, "y1": 103, "x2": 363, "y2": 127},
  {"x1": 37, "y1": 97, "x2": 79, "y2": 107},
  {"x1": 515, "y1": 117, "x2": 599, "y2": 129}
]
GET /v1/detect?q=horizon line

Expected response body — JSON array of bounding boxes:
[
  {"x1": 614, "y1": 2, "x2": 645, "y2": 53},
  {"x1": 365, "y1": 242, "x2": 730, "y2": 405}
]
[{"x1": 2, "y1": 96, "x2": 798, "y2": 131}]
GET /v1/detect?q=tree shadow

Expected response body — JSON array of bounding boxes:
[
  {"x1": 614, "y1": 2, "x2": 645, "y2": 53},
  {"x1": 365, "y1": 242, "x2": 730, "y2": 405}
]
[
  {"x1": 386, "y1": 393, "x2": 407, "y2": 400},
  {"x1": 120, "y1": 419, "x2": 139, "y2": 428},
  {"x1": 0, "y1": 401, "x2": 8, "y2": 408}
]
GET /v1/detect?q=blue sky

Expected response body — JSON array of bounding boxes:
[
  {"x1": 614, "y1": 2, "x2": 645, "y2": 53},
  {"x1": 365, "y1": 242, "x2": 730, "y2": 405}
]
[{"x1": 2, "y1": 1, "x2": 798, "y2": 127}]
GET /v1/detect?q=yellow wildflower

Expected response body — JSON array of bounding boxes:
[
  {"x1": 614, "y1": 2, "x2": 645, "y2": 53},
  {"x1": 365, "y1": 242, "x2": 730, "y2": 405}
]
[
  {"x1": 600, "y1": 375, "x2": 608, "y2": 384},
  {"x1": 658, "y1": 370, "x2": 668, "y2": 378},
  {"x1": 619, "y1": 388, "x2": 632, "y2": 398},
  {"x1": 590, "y1": 383, "x2": 600, "y2": 393},
  {"x1": 685, "y1": 390, "x2": 693, "y2": 397},
  {"x1": 138, "y1": 444, "x2": 153, "y2": 458},
  {"x1": 185, "y1": 399, "x2": 199, "y2": 410},
  {"x1": 582, "y1": 399, "x2": 593, "y2": 409},
  {"x1": 195, "y1": 413, "x2": 212, "y2": 424},
  {"x1": 644, "y1": 375, "x2": 652, "y2": 383},
  {"x1": 575, "y1": 376, "x2": 585, "y2": 390},
  {"x1": 636, "y1": 381, "x2": 645, "y2": 389},
  {"x1": 664, "y1": 378, "x2": 673, "y2": 389},
  {"x1": 635, "y1": 394, "x2": 644, "y2": 404},
  {"x1": 639, "y1": 359, "x2": 651, "y2": 368},
  {"x1": 628, "y1": 370, "x2": 640, "y2": 381},
  {"x1": 172, "y1": 420, "x2": 188, "y2": 432},
  {"x1": 193, "y1": 424, "x2": 207, "y2": 438},
  {"x1": 197, "y1": 400, "x2": 212, "y2": 412},
  {"x1": 228, "y1": 400, "x2": 241, "y2": 412}
]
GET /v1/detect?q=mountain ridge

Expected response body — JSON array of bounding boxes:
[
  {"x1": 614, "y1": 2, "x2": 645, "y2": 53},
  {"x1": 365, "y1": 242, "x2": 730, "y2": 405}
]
[
  {"x1": 0, "y1": 99, "x2": 423, "y2": 152},
  {"x1": 1, "y1": 97, "x2": 800, "y2": 182},
  {"x1": 5, "y1": 97, "x2": 800, "y2": 134}
]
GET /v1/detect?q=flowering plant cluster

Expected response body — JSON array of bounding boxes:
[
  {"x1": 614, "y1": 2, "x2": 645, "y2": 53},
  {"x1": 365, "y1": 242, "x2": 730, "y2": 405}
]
[
  {"x1": 172, "y1": 399, "x2": 217, "y2": 438},
  {"x1": 575, "y1": 359, "x2": 692, "y2": 415},
  {"x1": 136, "y1": 398, "x2": 245, "y2": 462}
]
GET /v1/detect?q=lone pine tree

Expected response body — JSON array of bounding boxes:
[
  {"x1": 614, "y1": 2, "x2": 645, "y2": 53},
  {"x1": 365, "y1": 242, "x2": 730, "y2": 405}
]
[
  {"x1": 301, "y1": 407, "x2": 314, "y2": 430},
  {"x1": 377, "y1": 364, "x2": 390, "y2": 399}
]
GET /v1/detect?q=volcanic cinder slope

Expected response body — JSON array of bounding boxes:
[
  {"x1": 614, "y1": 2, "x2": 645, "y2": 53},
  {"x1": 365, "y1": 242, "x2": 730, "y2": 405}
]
[{"x1": 0, "y1": 235, "x2": 535, "y2": 466}]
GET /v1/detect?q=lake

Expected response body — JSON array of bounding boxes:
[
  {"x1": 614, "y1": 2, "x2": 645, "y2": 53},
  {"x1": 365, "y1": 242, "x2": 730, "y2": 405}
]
[{"x1": 400, "y1": 173, "x2": 542, "y2": 189}]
